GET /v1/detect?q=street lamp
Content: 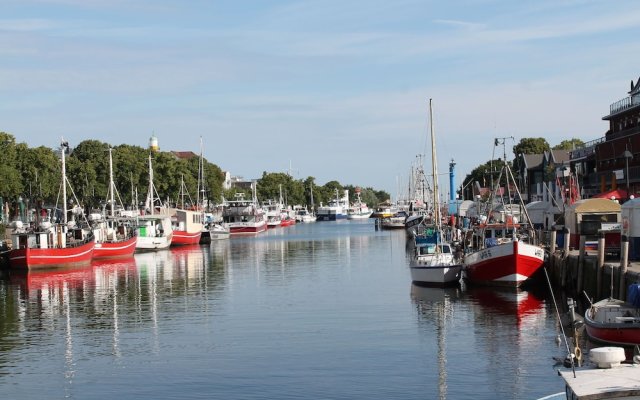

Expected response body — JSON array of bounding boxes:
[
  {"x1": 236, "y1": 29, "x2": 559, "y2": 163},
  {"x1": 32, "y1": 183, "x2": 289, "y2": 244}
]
[{"x1": 624, "y1": 149, "x2": 633, "y2": 201}]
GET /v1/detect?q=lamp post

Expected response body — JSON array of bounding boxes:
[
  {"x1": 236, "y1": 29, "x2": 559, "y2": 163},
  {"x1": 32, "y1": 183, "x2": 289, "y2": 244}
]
[{"x1": 624, "y1": 149, "x2": 633, "y2": 201}]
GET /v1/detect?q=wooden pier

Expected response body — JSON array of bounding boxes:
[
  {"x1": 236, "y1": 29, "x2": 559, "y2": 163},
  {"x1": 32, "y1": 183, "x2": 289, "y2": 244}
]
[{"x1": 546, "y1": 229, "x2": 640, "y2": 302}]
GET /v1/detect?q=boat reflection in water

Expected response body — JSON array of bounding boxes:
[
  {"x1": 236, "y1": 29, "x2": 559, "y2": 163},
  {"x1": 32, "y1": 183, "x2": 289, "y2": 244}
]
[
  {"x1": 465, "y1": 286, "x2": 548, "y2": 397},
  {"x1": 410, "y1": 284, "x2": 462, "y2": 400}
]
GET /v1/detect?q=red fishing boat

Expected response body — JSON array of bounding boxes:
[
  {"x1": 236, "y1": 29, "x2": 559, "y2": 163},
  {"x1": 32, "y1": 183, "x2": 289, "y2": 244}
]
[
  {"x1": 9, "y1": 233, "x2": 95, "y2": 269},
  {"x1": 91, "y1": 147, "x2": 138, "y2": 259},
  {"x1": 223, "y1": 189, "x2": 267, "y2": 236},
  {"x1": 8, "y1": 140, "x2": 95, "y2": 269},
  {"x1": 462, "y1": 138, "x2": 545, "y2": 287},
  {"x1": 170, "y1": 175, "x2": 203, "y2": 245},
  {"x1": 171, "y1": 209, "x2": 203, "y2": 245},
  {"x1": 463, "y1": 223, "x2": 545, "y2": 287},
  {"x1": 93, "y1": 229, "x2": 138, "y2": 259},
  {"x1": 584, "y1": 297, "x2": 640, "y2": 346}
]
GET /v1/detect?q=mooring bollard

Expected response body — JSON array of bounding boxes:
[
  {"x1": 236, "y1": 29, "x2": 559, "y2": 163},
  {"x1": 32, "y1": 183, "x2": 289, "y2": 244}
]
[
  {"x1": 597, "y1": 231, "x2": 605, "y2": 300},
  {"x1": 563, "y1": 227, "x2": 570, "y2": 256},
  {"x1": 619, "y1": 235, "x2": 629, "y2": 300}
]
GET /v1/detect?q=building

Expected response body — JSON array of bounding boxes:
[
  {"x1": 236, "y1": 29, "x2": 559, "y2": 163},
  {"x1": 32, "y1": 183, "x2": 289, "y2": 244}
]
[
  {"x1": 571, "y1": 76, "x2": 640, "y2": 200},
  {"x1": 517, "y1": 150, "x2": 570, "y2": 203}
]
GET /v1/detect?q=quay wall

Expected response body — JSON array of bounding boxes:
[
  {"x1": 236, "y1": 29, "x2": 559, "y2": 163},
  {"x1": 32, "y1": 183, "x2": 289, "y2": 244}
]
[{"x1": 547, "y1": 243, "x2": 640, "y2": 302}]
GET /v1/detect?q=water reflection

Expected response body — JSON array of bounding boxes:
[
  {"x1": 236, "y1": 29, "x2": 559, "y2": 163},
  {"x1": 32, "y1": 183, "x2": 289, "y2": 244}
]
[
  {"x1": 411, "y1": 284, "x2": 462, "y2": 400},
  {"x1": 465, "y1": 286, "x2": 548, "y2": 398}
]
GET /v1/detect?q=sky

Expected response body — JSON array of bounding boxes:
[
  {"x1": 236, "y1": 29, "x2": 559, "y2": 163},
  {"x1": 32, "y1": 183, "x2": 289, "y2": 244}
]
[{"x1": 2, "y1": 0, "x2": 640, "y2": 197}]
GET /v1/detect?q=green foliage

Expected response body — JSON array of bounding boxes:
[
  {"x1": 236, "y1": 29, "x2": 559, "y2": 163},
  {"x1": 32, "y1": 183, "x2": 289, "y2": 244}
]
[
  {"x1": 0, "y1": 133, "x2": 392, "y2": 213},
  {"x1": 553, "y1": 138, "x2": 584, "y2": 150},
  {"x1": 512, "y1": 137, "x2": 550, "y2": 158}
]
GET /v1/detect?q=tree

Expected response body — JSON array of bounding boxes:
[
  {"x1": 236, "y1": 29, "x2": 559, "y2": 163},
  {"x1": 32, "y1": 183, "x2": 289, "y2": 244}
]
[
  {"x1": 513, "y1": 138, "x2": 550, "y2": 158},
  {"x1": 0, "y1": 133, "x2": 24, "y2": 204},
  {"x1": 553, "y1": 138, "x2": 584, "y2": 150},
  {"x1": 460, "y1": 159, "x2": 508, "y2": 199}
]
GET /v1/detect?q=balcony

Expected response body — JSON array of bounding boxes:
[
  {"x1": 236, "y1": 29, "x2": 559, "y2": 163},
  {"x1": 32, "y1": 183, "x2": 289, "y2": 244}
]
[{"x1": 609, "y1": 94, "x2": 640, "y2": 116}]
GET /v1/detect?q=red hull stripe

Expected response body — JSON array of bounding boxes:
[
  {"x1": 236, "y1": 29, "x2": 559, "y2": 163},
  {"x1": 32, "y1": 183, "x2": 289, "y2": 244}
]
[
  {"x1": 94, "y1": 236, "x2": 138, "y2": 259},
  {"x1": 171, "y1": 231, "x2": 202, "y2": 245},
  {"x1": 9, "y1": 241, "x2": 95, "y2": 269},
  {"x1": 585, "y1": 325, "x2": 640, "y2": 346}
]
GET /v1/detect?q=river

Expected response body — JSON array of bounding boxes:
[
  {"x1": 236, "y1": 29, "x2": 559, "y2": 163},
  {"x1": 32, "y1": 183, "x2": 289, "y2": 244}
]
[{"x1": 0, "y1": 220, "x2": 571, "y2": 399}]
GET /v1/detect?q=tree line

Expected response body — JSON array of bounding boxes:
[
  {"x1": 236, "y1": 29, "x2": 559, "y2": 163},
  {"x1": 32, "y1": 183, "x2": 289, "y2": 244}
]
[{"x1": 0, "y1": 132, "x2": 390, "y2": 218}]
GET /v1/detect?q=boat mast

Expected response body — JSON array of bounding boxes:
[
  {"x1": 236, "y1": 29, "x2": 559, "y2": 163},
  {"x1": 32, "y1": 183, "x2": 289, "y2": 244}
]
[
  {"x1": 148, "y1": 153, "x2": 154, "y2": 216},
  {"x1": 198, "y1": 136, "x2": 205, "y2": 211},
  {"x1": 429, "y1": 99, "x2": 440, "y2": 232},
  {"x1": 180, "y1": 174, "x2": 185, "y2": 209},
  {"x1": 108, "y1": 147, "x2": 115, "y2": 217},
  {"x1": 61, "y1": 139, "x2": 68, "y2": 225}
]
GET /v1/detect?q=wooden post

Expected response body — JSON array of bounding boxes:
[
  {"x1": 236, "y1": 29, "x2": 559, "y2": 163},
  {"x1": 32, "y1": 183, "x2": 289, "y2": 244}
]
[
  {"x1": 597, "y1": 231, "x2": 605, "y2": 300},
  {"x1": 619, "y1": 235, "x2": 629, "y2": 300},
  {"x1": 562, "y1": 227, "x2": 570, "y2": 287},
  {"x1": 550, "y1": 230, "x2": 557, "y2": 255},
  {"x1": 577, "y1": 235, "x2": 586, "y2": 293}
]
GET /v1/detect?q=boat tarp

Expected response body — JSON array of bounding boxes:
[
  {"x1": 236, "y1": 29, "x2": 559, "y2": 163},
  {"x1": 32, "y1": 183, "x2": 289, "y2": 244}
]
[
  {"x1": 569, "y1": 198, "x2": 621, "y2": 214},
  {"x1": 627, "y1": 284, "x2": 640, "y2": 307}
]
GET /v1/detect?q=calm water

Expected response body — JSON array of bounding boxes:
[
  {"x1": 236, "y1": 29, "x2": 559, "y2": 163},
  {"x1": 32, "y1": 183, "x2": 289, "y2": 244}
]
[{"x1": 0, "y1": 220, "x2": 570, "y2": 399}]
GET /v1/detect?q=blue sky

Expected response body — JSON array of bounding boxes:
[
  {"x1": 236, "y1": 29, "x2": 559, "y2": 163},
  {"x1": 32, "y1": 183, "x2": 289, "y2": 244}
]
[{"x1": 2, "y1": 0, "x2": 640, "y2": 197}]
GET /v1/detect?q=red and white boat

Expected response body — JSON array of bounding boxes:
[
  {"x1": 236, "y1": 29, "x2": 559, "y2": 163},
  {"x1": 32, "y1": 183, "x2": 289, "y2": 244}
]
[
  {"x1": 222, "y1": 190, "x2": 267, "y2": 236},
  {"x1": 264, "y1": 200, "x2": 282, "y2": 228},
  {"x1": 93, "y1": 220, "x2": 138, "y2": 258},
  {"x1": 463, "y1": 222, "x2": 545, "y2": 287},
  {"x1": 170, "y1": 175, "x2": 203, "y2": 245},
  {"x1": 8, "y1": 140, "x2": 95, "y2": 269},
  {"x1": 584, "y1": 297, "x2": 640, "y2": 346},
  {"x1": 91, "y1": 147, "x2": 138, "y2": 259},
  {"x1": 9, "y1": 228, "x2": 95, "y2": 269},
  {"x1": 171, "y1": 209, "x2": 203, "y2": 245},
  {"x1": 463, "y1": 139, "x2": 545, "y2": 287}
]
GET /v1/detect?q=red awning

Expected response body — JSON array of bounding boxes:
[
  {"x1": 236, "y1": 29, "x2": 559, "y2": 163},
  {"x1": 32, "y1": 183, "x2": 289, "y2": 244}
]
[{"x1": 592, "y1": 189, "x2": 633, "y2": 200}]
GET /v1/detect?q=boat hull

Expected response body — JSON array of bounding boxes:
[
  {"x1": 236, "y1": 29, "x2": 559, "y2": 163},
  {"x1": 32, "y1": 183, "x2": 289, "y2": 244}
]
[
  {"x1": 463, "y1": 241, "x2": 545, "y2": 287},
  {"x1": 584, "y1": 298, "x2": 640, "y2": 346},
  {"x1": 316, "y1": 213, "x2": 347, "y2": 221},
  {"x1": 94, "y1": 236, "x2": 138, "y2": 259},
  {"x1": 136, "y1": 233, "x2": 173, "y2": 251},
  {"x1": 171, "y1": 230, "x2": 202, "y2": 246},
  {"x1": 9, "y1": 240, "x2": 95, "y2": 269},
  {"x1": 410, "y1": 264, "x2": 462, "y2": 286},
  {"x1": 229, "y1": 223, "x2": 267, "y2": 236},
  {"x1": 347, "y1": 213, "x2": 372, "y2": 220}
]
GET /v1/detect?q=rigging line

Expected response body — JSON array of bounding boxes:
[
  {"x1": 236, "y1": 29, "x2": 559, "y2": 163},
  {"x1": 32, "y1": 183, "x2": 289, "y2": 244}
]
[{"x1": 543, "y1": 267, "x2": 576, "y2": 377}]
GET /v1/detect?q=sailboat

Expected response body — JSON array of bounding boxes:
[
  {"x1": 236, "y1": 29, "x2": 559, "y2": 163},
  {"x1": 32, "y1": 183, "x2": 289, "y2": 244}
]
[
  {"x1": 197, "y1": 138, "x2": 229, "y2": 242},
  {"x1": 8, "y1": 139, "x2": 95, "y2": 269},
  {"x1": 135, "y1": 153, "x2": 173, "y2": 251},
  {"x1": 91, "y1": 147, "x2": 138, "y2": 259},
  {"x1": 409, "y1": 99, "x2": 463, "y2": 286},
  {"x1": 462, "y1": 138, "x2": 545, "y2": 287}
]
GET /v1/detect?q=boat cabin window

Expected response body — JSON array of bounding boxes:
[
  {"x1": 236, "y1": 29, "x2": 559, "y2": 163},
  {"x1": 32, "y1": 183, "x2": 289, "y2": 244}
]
[
  {"x1": 484, "y1": 230, "x2": 493, "y2": 239},
  {"x1": 495, "y1": 229, "x2": 504, "y2": 238}
]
